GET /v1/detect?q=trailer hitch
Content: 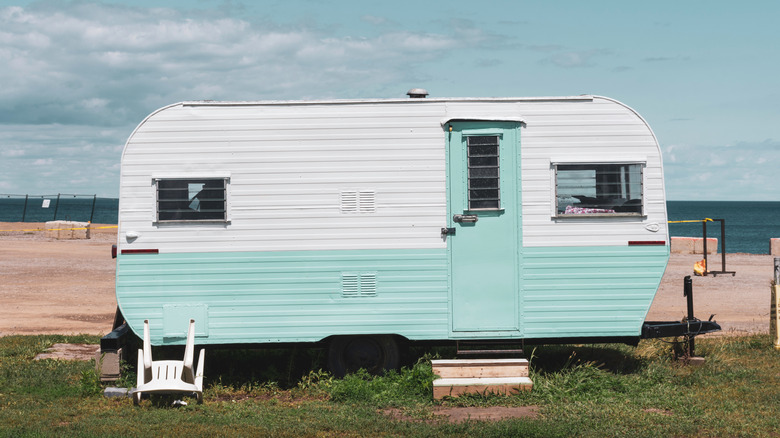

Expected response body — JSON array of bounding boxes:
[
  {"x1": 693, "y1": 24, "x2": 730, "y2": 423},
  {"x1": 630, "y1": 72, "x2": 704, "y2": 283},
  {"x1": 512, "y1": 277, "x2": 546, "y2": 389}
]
[{"x1": 642, "y1": 275, "x2": 721, "y2": 357}]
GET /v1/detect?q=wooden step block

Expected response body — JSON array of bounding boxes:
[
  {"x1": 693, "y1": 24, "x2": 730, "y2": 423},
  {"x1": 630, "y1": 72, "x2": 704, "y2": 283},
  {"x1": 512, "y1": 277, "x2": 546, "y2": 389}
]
[
  {"x1": 432, "y1": 358, "x2": 529, "y2": 379},
  {"x1": 433, "y1": 377, "x2": 533, "y2": 399}
]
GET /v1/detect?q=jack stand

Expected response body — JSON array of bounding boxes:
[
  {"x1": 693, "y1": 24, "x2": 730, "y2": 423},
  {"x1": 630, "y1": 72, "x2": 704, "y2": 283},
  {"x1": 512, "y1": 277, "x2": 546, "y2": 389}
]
[{"x1": 677, "y1": 276, "x2": 706, "y2": 366}]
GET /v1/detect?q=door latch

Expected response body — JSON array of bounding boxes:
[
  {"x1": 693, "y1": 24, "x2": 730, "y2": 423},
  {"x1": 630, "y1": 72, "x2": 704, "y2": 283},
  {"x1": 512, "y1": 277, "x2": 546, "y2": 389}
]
[
  {"x1": 453, "y1": 214, "x2": 478, "y2": 223},
  {"x1": 441, "y1": 227, "x2": 456, "y2": 237}
]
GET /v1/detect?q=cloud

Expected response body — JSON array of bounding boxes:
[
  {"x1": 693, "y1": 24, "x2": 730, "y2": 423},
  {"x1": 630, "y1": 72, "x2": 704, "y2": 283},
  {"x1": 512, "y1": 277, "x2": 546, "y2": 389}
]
[
  {"x1": 361, "y1": 15, "x2": 394, "y2": 26},
  {"x1": 663, "y1": 139, "x2": 780, "y2": 201},
  {"x1": 475, "y1": 58, "x2": 502, "y2": 68},
  {"x1": 643, "y1": 57, "x2": 675, "y2": 62},
  {"x1": 540, "y1": 49, "x2": 612, "y2": 68},
  {"x1": 0, "y1": 123, "x2": 126, "y2": 196},
  {"x1": 1, "y1": 149, "x2": 26, "y2": 157},
  {"x1": 0, "y1": 2, "x2": 507, "y2": 196},
  {"x1": 525, "y1": 44, "x2": 565, "y2": 53},
  {"x1": 643, "y1": 56, "x2": 691, "y2": 63},
  {"x1": 0, "y1": 3, "x2": 495, "y2": 128}
]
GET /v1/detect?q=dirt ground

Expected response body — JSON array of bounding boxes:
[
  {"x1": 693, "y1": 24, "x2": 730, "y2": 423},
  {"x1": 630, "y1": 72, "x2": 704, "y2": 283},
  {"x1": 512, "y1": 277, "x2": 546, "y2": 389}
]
[
  {"x1": 0, "y1": 222, "x2": 774, "y2": 336},
  {"x1": 0, "y1": 222, "x2": 118, "y2": 335},
  {"x1": 647, "y1": 252, "x2": 773, "y2": 334}
]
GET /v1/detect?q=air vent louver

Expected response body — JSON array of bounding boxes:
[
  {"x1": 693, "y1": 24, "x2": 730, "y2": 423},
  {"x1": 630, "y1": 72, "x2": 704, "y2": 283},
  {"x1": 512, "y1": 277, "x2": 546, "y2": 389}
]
[{"x1": 341, "y1": 272, "x2": 377, "y2": 298}]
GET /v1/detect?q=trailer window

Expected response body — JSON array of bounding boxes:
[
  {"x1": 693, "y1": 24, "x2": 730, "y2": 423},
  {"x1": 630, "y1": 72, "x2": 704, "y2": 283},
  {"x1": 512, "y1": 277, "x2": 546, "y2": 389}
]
[
  {"x1": 467, "y1": 135, "x2": 501, "y2": 210},
  {"x1": 555, "y1": 163, "x2": 643, "y2": 216},
  {"x1": 156, "y1": 178, "x2": 227, "y2": 222}
]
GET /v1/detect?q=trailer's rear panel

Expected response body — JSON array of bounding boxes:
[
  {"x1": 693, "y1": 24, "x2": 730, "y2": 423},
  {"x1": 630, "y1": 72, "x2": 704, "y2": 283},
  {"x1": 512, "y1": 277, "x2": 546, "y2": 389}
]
[{"x1": 518, "y1": 97, "x2": 669, "y2": 339}]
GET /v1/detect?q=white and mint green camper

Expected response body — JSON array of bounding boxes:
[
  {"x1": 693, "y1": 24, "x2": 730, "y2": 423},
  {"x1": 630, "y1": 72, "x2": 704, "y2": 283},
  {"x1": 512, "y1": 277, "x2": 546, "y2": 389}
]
[{"x1": 115, "y1": 92, "x2": 670, "y2": 373}]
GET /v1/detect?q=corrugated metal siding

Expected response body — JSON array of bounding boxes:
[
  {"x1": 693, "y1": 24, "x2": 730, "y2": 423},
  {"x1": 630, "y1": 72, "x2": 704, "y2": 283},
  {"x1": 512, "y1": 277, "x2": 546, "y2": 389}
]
[
  {"x1": 119, "y1": 97, "x2": 666, "y2": 254},
  {"x1": 120, "y1": 102, "x2": 449, "y2": 253},
  {"x1": 117, "y1": 249, "x2": 449, "y2": 345},
  {"x1": 522, "y1": 245, "x2": 669, "y2": 338},
  {"x1": 518, "y1": 97, "x2": 668, "y2": 247}
]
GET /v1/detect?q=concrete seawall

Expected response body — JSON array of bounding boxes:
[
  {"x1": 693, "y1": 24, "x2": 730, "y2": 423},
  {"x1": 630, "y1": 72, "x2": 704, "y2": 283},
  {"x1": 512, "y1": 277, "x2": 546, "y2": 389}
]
[
  {"x1": 670, "y1": 237, "x2": 718, "y2": 254},
  {"x1": 770, "y1": 239, "x2": 780, "y2": 256},
  {"x1": 672, "y1": 237, "x2": 780, "y2": 255},
  {"x1": 44, "y1": 221, "x2": 90, "y2": 239}
]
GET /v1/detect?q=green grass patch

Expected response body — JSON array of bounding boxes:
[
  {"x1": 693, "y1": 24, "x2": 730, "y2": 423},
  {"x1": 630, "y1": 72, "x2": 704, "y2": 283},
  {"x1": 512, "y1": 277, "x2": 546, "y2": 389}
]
[
  {"x1": 0, "y1": 334, "x2": 778, "y2": 437},
  {"x1": 328, "y1": 356, "x2": 437, "y2": 408}
]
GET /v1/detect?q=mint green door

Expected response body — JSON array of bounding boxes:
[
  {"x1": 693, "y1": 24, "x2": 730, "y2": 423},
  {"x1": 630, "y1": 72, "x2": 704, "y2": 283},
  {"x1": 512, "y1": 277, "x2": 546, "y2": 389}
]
[{"x1": 447, "y1": 122, "x2": 521, "y2": 333}]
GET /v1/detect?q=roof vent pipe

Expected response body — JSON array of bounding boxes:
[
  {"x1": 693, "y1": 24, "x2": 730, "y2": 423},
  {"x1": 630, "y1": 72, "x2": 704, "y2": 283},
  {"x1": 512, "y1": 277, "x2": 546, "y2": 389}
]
[{"x1": 407, "y1": 88, "x2": 429, "y2": 98}]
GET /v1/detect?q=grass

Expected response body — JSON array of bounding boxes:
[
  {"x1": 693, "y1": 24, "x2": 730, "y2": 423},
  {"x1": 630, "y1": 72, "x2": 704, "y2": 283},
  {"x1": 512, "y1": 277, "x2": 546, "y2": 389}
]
[{"x1": 0, "y1": 334, "x2": 778, "y2": 437}]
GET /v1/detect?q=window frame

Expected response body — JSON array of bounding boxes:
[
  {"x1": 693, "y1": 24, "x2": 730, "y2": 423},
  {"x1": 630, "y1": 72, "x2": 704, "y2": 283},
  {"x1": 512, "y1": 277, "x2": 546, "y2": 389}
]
[
  {"x1": 553, "y1": 162, "x2": 645, "y2": 218},
  {"x1": 465, "y1": 134, "x2": 503, "y2": 211},
  {"x1": 153, "y1": 177, "x2": 230, "y2": 224}
]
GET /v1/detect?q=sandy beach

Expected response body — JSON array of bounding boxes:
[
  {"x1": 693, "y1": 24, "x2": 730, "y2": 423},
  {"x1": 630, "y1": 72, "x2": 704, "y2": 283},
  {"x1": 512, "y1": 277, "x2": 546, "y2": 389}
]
[
  {"x1": 0, "y1": 222, "x2": 773, "y2": 336},
  {"x1": 0, "y1": 223, "x2": 118, "y2": 335}
]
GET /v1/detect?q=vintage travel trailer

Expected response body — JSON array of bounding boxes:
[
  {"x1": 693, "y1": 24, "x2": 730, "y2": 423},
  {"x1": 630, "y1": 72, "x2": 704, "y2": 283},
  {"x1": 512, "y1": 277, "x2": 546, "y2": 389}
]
[{"x1": 114, "y1": 91, "x2": 676, "y2": 373}]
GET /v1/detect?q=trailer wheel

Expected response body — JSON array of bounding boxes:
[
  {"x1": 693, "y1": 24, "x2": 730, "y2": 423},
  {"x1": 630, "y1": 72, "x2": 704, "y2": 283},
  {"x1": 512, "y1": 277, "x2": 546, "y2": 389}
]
[{"x1": 327, "y1": 335, "x2": 399, "y2": 378}]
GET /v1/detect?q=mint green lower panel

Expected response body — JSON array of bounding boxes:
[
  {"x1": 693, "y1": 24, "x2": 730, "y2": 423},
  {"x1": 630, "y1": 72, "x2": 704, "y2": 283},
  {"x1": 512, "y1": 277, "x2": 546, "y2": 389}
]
[
  {"x1": 522, "y1": 245, "x2": 669, "y2": 339},
  {"x1": 117, "y1": 245, "x2": 668, "y2": 346},
  {"x1": 116, "y1": 249, "x2": 449, "y2": 346}
]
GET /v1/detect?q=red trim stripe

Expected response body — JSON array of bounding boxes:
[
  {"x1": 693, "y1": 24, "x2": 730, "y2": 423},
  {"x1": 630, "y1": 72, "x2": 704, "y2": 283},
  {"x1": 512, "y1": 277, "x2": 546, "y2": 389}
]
[
  {"x1": 628, "y1": 241, "x2": 666, "y2": 246},
  {"x1": 121, "y1": 249, "x2": 159, "y2": 254}
]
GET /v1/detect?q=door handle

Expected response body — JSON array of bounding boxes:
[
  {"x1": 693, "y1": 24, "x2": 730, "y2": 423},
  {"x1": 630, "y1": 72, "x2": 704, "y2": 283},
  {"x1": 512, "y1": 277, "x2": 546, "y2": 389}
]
[{"x1": 453, "y1": 214, "x2": 478, "y2": 223}]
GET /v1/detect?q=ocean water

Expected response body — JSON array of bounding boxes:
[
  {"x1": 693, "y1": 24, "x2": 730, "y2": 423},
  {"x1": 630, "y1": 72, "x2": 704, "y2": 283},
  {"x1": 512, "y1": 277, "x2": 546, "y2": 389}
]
[
  {"x1": 667, "y1": 201, "x2": 780, "y2": 254},
  {"x1": 1, "y1": 197, "x2": 776, "y2": 253},
  {"x1": 0, "y1": 195, "x2": 118, "y2": 224}
]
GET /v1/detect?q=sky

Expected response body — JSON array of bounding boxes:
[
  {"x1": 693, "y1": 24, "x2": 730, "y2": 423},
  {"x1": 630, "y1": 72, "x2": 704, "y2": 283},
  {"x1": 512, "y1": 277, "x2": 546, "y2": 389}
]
[{"x1": 1, "y1": 0, "x2": 778, "y2": 200}]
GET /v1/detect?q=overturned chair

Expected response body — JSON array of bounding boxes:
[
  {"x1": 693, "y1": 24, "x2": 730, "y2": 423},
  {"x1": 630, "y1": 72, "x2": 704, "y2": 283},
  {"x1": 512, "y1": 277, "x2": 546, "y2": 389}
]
[{"x1": 134, "y1": 319, "x2": 205, "y2": 405}]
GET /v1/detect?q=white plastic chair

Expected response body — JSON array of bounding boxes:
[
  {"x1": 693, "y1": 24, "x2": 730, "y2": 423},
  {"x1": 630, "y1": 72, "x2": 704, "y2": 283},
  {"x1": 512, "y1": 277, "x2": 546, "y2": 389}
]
[{"x1": 134, "y1": 319, "x2": 205, "y2": 405}]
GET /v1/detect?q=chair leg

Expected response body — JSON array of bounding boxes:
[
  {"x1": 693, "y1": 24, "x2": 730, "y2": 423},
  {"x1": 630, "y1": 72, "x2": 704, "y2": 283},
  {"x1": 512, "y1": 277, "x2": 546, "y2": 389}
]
[
  {"x1": 196, "y1": 349, "x2": 205, "y2": 380},
  {"x1": 194, "y1": 348, "x2": 205, "y2": 402},
  {"x1": 136, "y1": 348, "x2": 144, "y2": 382},
  {"x1": 182, "y1": 319, "x2": 196, "y2": 383},
  {"x1": 142, "y1": 320, "x2": 153, "y2": 380}
]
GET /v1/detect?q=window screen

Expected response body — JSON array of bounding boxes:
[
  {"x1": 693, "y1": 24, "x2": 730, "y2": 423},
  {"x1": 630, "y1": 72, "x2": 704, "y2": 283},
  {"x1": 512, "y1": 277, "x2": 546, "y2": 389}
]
[
  {"x1": 156, "y1": 178, "x2": 227, "y2": 221},
  {"x1": 467, "y1": 135, "x2": 501, "y2": 210},
  {"x1": 555, "y1": 163, "x2": 642, "y2": 215}
]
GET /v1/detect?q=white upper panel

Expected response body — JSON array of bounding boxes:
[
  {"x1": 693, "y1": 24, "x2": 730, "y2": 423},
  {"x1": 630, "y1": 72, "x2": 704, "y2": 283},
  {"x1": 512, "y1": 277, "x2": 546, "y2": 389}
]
[{"x1": 118, "y1": 96, "x2": 667, "y2": 253}]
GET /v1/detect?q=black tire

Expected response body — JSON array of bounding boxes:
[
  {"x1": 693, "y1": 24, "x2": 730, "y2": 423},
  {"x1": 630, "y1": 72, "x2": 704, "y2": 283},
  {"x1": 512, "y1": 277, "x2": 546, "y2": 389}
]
[{"x1": 327, "y1": 335, "x2": 400, "y2": 378}]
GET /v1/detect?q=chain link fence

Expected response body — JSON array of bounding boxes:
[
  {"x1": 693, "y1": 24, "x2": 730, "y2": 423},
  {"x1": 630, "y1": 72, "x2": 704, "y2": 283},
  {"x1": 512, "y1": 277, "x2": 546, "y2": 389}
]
[{"x1": 0, "y1": 194, "x2": 118, "y2": 223}]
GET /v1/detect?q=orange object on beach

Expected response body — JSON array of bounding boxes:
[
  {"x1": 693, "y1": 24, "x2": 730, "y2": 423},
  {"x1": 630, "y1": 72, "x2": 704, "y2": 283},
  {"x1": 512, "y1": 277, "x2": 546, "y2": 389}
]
[{"x1": 693, "y1": 259, "x2": 707, "y2": 276}]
